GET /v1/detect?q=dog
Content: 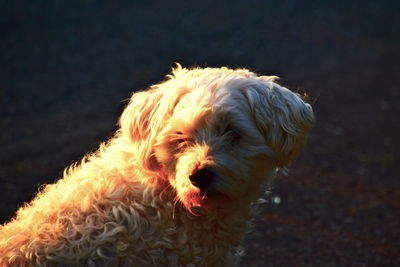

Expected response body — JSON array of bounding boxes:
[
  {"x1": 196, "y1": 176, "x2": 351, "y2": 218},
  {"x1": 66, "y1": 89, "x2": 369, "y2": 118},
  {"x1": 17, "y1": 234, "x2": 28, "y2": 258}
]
[{"x1": 0, "y1": 65, "x2": 314, "y2": 266}]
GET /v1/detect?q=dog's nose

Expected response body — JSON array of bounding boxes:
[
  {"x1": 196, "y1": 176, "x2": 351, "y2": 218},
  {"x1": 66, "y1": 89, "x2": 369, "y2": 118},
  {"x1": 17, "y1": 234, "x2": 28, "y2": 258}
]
[{"x1": 189, "y1": 168, "x2": 215, "y2": 190}]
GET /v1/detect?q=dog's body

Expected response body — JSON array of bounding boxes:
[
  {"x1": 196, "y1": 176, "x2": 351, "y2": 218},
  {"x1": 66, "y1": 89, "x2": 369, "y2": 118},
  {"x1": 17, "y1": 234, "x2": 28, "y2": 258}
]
[{"x1": 0, "y1": 65, "x2": 314, "y2": 266}]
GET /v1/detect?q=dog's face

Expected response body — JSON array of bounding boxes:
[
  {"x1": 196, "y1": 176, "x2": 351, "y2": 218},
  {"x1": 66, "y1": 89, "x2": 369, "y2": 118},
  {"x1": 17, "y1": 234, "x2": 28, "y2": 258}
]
[
  {"x1": 120, "y1": 65, "x2": 314, "y2": 211},
  {"x1": 154, "y1": 84, "x2": 278, "y2": 210}
]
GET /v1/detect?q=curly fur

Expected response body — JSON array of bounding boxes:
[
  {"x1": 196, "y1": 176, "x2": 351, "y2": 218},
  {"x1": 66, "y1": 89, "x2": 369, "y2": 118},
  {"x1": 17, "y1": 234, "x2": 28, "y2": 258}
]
[{"x1": 0, "y1": 65, "x2": 314, "y2": 266}]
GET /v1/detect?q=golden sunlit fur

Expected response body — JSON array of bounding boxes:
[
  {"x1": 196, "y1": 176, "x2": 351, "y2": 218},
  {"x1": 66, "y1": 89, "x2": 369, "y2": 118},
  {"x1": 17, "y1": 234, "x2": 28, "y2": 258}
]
[{"x1": 0, "y1": 65, "x2": 314, "y2": 266}]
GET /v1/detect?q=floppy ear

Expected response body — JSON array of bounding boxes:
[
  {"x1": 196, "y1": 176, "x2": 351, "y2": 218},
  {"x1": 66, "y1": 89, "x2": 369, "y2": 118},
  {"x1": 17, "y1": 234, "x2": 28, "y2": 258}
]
[
  {"x1": 243, "y1": 80, "x2": 315, "y2": 169},
  {"x1": 120, "y1": 88, "x2": 163, "y2": 141},
  {"x1": 119, "y1": 88, "x2": 165, "y2": 171},
  {"x1": 119, "y1": 64, "x2": 190, "y2": 171}
]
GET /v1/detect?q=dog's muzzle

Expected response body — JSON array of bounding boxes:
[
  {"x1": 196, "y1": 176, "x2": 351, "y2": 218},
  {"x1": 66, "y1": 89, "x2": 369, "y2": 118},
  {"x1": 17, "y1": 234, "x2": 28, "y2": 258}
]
[{"x1": 189, "y1": 167, "x2": 215, "y2": 196}]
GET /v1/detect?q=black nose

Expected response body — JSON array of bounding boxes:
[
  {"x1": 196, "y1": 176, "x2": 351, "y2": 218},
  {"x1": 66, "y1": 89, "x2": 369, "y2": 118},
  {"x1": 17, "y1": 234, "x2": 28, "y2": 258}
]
[{"x1": 189, "y1": 168, "x2": 215, "y2": 190}]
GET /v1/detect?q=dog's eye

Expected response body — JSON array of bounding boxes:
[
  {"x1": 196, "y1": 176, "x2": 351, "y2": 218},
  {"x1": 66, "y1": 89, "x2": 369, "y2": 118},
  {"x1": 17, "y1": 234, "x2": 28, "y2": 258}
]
[
  {"x1": 223, "y1": 125, "x2": 242, "y2": 142},
  {"x1": 173, "y1": 131, "x2": 185, "y2": 140},
  {"x1": 171, "y1": 131, "x2": 192, "y2": 147}
]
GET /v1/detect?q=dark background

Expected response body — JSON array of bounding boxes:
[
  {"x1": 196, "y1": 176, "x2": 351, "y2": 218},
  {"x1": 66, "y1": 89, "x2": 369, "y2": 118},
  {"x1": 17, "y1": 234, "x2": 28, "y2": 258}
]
[{"x1": 0, "y1": 1, "x2": 399, "y2": 266}]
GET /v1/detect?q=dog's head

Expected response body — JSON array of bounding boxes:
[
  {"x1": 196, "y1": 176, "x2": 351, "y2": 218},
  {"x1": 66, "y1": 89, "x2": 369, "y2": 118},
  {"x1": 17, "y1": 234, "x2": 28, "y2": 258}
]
[{"x1": 120, "y1": 65, "x2": 314, "y2": 211}]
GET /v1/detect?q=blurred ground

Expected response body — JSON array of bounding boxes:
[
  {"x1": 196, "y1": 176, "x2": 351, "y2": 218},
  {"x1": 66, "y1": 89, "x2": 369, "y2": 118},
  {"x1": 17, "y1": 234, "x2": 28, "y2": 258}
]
[{"x1": 0, "y1": 1, "x2": 399, "y2": 266}]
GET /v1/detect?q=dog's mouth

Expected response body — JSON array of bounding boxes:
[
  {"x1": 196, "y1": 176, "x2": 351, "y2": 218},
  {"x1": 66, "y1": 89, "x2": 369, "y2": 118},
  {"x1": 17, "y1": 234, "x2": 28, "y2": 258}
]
[
  {"x1": 201, "y1": 191, "x2": 232, "y2": 205},
  {"x1": 199, "y1": 187, "x2": 219, "y2": 198},
  {"x1": 173, "y1": 167, "x2": 234, "y2": 210},
  {"x1": 190, "y1": 187, "x2": 233, "y2": 208},
  {"x1": 179, "y1": 186, "x2": 232, "y2": 210}
]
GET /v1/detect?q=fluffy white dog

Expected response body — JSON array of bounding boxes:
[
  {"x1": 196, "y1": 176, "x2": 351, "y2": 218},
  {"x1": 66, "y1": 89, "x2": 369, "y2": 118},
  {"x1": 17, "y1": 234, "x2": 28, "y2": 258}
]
[{"x1": 0, "y1": 65, "x2": 314, "y2": 266}]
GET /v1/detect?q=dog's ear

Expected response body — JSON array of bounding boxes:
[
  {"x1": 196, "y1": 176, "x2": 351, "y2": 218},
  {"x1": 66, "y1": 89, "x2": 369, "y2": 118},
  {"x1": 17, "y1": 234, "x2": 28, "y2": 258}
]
[
  {"x1": 243, "y1": 80, "x2": 315, "y2": 169},
  {"x1": 119, "y1": 65, "x2": 190, "y2": 171},
  {"x1": 119, "y1": 88, "x2": 165, "y2": 171},
  {"x1": 120, "y1": 89, "x2": 163, "y2": 141}
]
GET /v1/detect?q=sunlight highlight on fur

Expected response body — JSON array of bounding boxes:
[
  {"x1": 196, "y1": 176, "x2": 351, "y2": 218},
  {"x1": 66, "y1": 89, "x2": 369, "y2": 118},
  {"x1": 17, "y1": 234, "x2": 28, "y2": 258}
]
[{"x1": 0, "y1": 64, "x2": 314, "y2": 266}]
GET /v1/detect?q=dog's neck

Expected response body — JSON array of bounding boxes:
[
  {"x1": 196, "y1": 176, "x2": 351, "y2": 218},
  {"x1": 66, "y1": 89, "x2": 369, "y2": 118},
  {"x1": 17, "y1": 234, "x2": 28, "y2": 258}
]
[{"x1": 170, "y1": 198, "x2": 254, "y2": 264}]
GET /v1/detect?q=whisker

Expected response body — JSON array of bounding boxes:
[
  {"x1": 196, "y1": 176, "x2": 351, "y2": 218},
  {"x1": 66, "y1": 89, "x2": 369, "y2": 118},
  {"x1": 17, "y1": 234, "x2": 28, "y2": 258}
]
[{"x1": 172, "y1": 198, "x2": 180, "y2": 219}]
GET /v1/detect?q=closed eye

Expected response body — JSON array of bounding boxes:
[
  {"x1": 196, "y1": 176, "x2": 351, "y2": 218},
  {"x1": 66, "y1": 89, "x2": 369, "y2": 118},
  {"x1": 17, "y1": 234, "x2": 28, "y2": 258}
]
[
  {"x1": 171, "y1": 131, "x2": 192, "y2": 147},
  {"x1": 223, "y1": 125, "x2": 242, "y2": 142}
]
